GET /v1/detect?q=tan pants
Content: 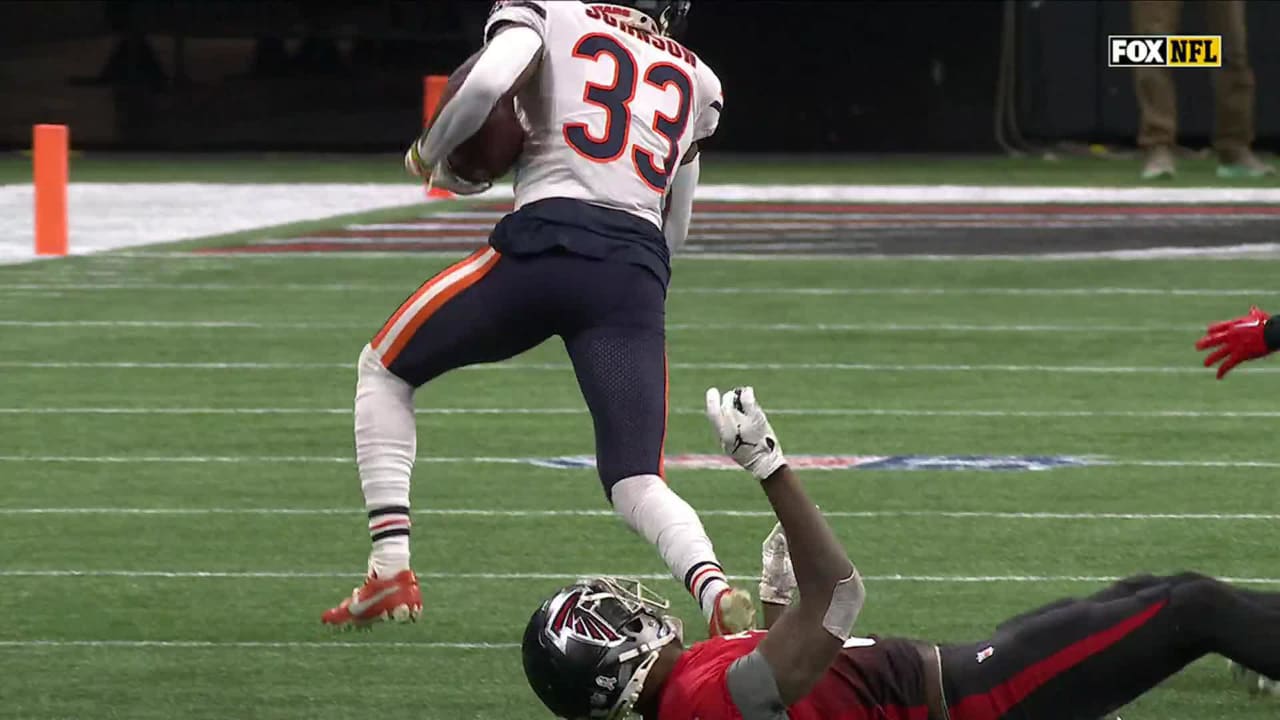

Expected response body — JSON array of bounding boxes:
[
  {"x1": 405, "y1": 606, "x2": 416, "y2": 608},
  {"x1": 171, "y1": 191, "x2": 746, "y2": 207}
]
[{"x1": 1130, "y1": 0, "x2": 1255, "y2": 153}]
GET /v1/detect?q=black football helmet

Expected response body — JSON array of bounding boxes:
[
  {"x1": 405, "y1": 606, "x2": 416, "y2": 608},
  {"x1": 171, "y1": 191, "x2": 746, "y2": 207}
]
[
  {"x1": 587, "y1": 0, "x2": 692, "y2": 37},
  {"x1": 522, "y1": 577, "x2": 681, "y2": 719}
]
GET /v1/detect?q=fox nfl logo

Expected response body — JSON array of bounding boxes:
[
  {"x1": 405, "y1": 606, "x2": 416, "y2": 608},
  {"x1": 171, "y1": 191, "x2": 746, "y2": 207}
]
[{"x1": 1108, "y1": 35, "x2": 1222, "y2": 67}]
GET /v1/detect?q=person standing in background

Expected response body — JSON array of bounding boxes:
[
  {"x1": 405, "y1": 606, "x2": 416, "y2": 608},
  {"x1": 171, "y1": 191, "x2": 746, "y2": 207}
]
[{"x1": 1131, "y1": 0, "x2": 1275, "y2": 179}]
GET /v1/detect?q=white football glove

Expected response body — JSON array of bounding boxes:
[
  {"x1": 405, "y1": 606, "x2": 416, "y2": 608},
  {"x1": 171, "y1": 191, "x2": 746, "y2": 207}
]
[
  {"x1": 429, "y1": 160, "x2": 491, "y2": 196},
  {"x1": 404, "y1": 139, "x2": 492, "y2": 196},
  {"x1": 704, "y1": 386, "x2": 787, "y2": 481},
  {"x1": 759, "y1": 522, "x2": 796, "y2": 605}
]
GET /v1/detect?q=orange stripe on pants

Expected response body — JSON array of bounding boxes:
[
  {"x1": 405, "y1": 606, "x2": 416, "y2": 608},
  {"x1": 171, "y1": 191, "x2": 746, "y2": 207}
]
[
  {"x1": 371, "y1": 247, "x2": 492, "y2": 352},
  {"x1": 378, "y1": 249, "x2": 501, "y2": 367}
]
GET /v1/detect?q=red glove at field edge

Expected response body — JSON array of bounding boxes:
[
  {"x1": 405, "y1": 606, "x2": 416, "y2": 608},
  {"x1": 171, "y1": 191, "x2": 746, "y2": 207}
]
[{"x1": 1195, "y1": 306, "x2": 1276, "y2": 380}]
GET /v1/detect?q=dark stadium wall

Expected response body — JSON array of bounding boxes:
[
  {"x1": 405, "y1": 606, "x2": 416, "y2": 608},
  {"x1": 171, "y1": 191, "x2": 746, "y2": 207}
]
[
  {"x1": 0, "y1": 0, "x2": 1274, "y2": 152},
  {"x1": 1017, "y1": 0, "x2": 1280, "y2": 146},
  {"x1": 685, "y1": 0, "x2": 1005, "y2": 153}
]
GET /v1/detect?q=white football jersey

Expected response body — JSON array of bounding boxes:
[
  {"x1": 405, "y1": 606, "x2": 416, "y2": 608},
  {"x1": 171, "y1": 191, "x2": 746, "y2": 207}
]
[{"x1": 485, "y1": 0, "x2": 723, "y2": 230}]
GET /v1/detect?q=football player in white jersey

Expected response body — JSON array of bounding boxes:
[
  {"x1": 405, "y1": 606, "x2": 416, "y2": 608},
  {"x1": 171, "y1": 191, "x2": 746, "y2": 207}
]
[{"x1": 322, "y1": 0, "x2": 753, "y2": 637}]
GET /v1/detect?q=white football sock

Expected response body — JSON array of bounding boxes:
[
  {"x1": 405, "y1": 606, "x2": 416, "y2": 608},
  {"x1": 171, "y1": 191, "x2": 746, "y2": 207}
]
[
  {"x1": 355, "y1": 343, "x2": 416, "y2": 578},
  {"x1": 611, "y1": 474, "x2": 731, "y2": 621}
]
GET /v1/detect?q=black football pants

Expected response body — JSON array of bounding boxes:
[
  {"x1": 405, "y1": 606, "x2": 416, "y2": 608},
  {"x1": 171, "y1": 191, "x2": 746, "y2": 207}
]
[{"x1": 941, "y1": 572, "x2": 1280, "y2": 720}]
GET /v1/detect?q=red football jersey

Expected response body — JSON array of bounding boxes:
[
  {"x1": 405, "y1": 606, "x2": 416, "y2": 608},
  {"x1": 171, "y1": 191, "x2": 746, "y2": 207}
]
[{"x1": 656, "y1": 631, "x2": 932, "y2": 720}]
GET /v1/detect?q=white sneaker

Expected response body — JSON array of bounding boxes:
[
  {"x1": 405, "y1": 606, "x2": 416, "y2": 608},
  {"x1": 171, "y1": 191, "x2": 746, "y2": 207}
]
[{"x1": 1140, "y1": 146, "x2": 1176, "y2": 180}]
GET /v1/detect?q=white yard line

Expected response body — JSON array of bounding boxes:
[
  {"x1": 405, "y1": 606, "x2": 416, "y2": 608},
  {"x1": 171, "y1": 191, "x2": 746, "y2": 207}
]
[
  {"x1": 682, "y1": 287, "x2": 1280, "y2": 297},
  {"x1": 97, "y1": 248, "x2": 1280, "y2": 262},
  {"x1": 3, "y1": 283, "x2": 1280, "y2": 296},
  {"x1": 1118, "y1": 459, "x2": 1280, "y2": 469},
  {"x1": 684, "y1": 185, "x2": 1280, "y2": 204},
  {"x1": 362, "y1": 213, "x2": 1280, "y2": 226},
  {"x1": 1, "y1": 406, "x2": 1278, "y2": 419},
  {"x1": 0, "y1": 320, "x2": 366, "y2": 329},
  {"x1": 0, "y1": 361, "x2": 1262, "y2": 374},
  {"x1": 1, "y1": 283, "x2": 388, "y2": 291},
  {"x1": 109, "y1": 250, "x2": 472, "y2": 260},
  {"x1": 0, "y1": 361, "x2": 350, "y2": 369},
  {"x1": 2, "y1": 569, "x2": 1278, "y2": 584},
  {"x1": 0, "y1": 320, "x2": 1201, "y2": 332},
  {"x1": 674, "y1": 322, "x2": 1201, "y2": 332},
  {"x1": 1, "y1": 507, "x2": 1276, "y2": 520},
  {"x1": 5, "y1": 182, "x2": 1279, "y2": 265},
  {"x1": 0, "y1": 454, "x2": 1275, "y2": 469},
  {"x1": 0, "y1": 640, "x2": 517, "y2": 650},
  {"x1": 0, "y1": 455, "x2": 525, "y2": 464},
  {"x1": 317, "y1": 227, "x2": 1266, "y2": 246},
  {"x1": 357, "y1": 212, "x2": 1280, "y2": 226},
  {"x1": 0, "y1": 183, "x2": 432, "y2": 265}
]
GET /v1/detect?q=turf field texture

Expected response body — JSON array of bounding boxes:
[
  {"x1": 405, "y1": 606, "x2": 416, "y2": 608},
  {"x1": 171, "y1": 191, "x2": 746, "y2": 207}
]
[
  {"x1": 3, "y1": 195, "x2": 1280, "y2": 718},
  {"x1": 2, "y1": 243, "x2": 1280, "y2": 712}
]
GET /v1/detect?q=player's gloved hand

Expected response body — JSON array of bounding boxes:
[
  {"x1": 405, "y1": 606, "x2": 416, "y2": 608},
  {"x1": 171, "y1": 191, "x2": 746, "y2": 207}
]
[
  {"x1": 704, "y1": 386, "x2": 787, "y2": 481},
  {"x1": 759, "y1": 522, "x2": 796, "y2": 606},
  {"x1": 404, "y1": 139, "x2": 491, "y2": 195},
  {"x1": 403, "y1": 137, "x2": 429, "y2": 178},
  {"x1": 1195, "y1": 306, "x2": 1274, "y2": 380},
  {"x1": 428, "y1": 160, "x2": 492, "y2": 196}
]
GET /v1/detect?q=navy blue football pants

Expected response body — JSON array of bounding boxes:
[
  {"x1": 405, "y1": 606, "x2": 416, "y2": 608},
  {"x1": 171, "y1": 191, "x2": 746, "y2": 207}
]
[{"x1": 368, "y1": 246, "x2": 668, "y2": 497}]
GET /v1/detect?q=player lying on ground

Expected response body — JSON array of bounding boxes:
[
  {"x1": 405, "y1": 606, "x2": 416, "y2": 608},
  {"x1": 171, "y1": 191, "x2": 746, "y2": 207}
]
[
  {"x1": 521, "y1": 386, "x2": 1280, "y2": 719},
  {"x1": 322, "y1": 0, "x2": 754, "y2": 635},
  {"x1": 1197, "y1": 305, "x2": 1280, "y2": 378}
]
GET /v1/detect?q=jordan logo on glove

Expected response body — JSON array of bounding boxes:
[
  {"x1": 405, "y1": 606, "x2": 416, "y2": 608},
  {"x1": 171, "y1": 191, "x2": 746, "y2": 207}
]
[{"x1": 705, "y1": 386, "x2": 787, "y2": 481}]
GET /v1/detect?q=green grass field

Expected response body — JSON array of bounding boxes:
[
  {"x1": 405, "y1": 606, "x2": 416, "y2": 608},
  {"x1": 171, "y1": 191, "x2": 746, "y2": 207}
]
[{"x1": 3, "y1": 199, "x2": 1280, "y2": 718}]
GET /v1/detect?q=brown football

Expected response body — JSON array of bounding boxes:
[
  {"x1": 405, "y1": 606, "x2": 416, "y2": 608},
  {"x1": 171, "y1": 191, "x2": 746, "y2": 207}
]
[{"x1": 432, "y1": 49, "x2": 526, "y2": 183}]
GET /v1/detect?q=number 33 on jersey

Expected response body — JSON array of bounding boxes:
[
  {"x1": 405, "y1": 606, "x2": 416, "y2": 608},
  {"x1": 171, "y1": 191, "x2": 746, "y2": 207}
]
[{"x1": 485, "y1": 0, "x2": 724, "y2": 230}]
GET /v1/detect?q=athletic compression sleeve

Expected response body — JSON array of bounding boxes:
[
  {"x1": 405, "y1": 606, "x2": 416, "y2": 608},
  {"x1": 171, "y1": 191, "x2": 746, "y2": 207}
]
[{"x1": 726, "y1": 651, "x2": 788, "y2": 720}]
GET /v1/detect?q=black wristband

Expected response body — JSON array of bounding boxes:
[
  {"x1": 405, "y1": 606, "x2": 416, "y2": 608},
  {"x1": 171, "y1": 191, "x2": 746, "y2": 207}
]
[{"x1": 1265, "y1": 317, "x2": 1280, "y2": 352}]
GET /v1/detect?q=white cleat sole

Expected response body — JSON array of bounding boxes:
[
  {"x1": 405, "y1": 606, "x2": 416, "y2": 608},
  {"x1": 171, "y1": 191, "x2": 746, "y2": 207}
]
[
  {"x1": 331, "y1": 604, "x2": 422, "y2": 632},
  {"x1": 389, "y1": 604, "x2": 420, "y2": 623}
]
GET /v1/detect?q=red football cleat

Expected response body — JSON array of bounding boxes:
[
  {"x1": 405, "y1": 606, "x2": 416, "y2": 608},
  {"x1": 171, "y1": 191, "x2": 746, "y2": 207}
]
[
  {"x1": 322, "y1": 569, "x2": 422, "y2": 628},
  {"x1": 708, "y1": 587, "x2": 756, "y2": 637}
]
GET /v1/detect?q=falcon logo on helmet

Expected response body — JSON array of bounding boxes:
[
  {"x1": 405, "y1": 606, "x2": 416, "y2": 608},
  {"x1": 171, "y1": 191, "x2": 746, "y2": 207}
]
[
  {"x1": 523, "y1": 578, "x2": 681, "y2": 719},
  {"x1": 548, "y1": 590, "x2": 626, "y2": 650}
]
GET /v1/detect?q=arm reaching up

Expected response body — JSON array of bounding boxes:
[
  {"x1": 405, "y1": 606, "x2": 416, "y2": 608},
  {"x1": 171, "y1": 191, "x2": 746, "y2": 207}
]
[{"x1": 705, "y1": 387, "x2": 865, "y2": 705}]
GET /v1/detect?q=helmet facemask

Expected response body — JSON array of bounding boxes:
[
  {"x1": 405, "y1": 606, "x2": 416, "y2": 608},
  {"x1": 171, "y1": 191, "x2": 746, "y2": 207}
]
[
  {"x1": 524, "y1": 577, "x2": 681, "y2": 719},
  {"x1": 577, "y1": 578, "x2": 679, "y2": 718}
]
